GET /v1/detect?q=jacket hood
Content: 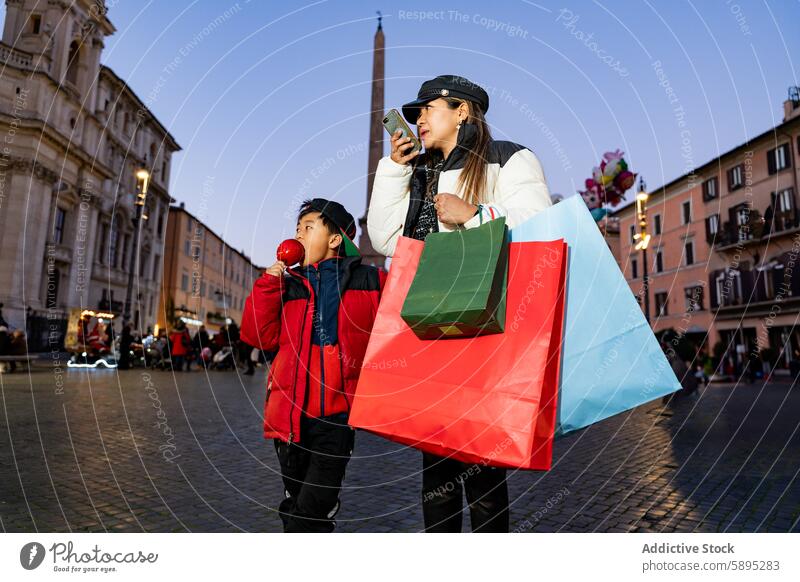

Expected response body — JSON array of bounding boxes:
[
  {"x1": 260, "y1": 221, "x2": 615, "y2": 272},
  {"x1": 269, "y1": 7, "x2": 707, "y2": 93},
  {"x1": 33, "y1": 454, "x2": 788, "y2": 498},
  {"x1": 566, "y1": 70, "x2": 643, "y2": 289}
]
[{"x1": 443, "y1": 122, "x2": 479, "y2": 172}]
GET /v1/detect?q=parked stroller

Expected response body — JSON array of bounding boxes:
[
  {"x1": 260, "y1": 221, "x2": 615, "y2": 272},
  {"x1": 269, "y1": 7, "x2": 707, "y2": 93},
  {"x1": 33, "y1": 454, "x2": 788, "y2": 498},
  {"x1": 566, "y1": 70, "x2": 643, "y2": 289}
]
[{"x1": 212, "y1": 346, "x2": 235, "y2": 370}]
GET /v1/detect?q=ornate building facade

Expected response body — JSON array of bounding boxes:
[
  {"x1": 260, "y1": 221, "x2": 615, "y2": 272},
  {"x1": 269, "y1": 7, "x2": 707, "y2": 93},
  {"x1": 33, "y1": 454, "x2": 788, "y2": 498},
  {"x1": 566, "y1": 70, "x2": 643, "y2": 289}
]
[{"x1": 0, "y1": 0, "x2": 180, "y2": 341}]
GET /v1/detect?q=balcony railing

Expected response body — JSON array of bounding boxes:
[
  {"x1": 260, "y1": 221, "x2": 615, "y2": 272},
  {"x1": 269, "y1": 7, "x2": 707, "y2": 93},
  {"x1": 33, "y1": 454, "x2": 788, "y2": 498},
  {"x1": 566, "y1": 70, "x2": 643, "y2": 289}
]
[
  {"x1": 711, "y1": 207, "x2": 800, "y2": 249},
  {"x1": 0, "y1": 42, "x2": 50, "y2": 73},
  {"x1": 711, "y1": 265, "x2": 800, "y2": 315},
  {"x1": 771, "y1": 211, "x2": 799, "y2": 233}
]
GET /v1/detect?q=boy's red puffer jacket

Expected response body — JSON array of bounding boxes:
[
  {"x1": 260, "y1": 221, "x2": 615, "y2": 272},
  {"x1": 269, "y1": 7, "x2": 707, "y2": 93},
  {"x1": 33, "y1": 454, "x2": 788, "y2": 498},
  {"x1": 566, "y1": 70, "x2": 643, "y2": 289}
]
[{"x1": 240, "y1": 256, "x2": 386, "y2": 444}]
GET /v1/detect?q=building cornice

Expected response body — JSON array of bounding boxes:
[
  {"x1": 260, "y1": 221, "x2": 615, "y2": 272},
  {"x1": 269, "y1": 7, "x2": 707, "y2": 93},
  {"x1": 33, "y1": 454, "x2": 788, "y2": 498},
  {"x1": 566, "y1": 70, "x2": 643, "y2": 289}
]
[{"x1": 99, "y1": 65, "x2": 181, "y2": 151}]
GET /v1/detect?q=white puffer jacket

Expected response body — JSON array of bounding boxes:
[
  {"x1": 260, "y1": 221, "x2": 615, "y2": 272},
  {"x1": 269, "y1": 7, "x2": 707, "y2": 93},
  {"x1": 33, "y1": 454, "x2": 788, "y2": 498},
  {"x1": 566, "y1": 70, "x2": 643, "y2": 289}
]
[{"x1": 367, "y1": 122, "x2": 552, "y2": 257}]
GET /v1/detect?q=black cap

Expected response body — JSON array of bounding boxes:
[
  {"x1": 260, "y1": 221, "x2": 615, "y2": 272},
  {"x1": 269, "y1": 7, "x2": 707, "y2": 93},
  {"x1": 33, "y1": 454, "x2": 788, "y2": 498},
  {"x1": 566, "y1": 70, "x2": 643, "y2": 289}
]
[
  {"x1": 402, "y1": 75, "x2": 489, "y2": 125},
  {"x1": 299, "y1": 198, "x2": 359, "y2": 256}
]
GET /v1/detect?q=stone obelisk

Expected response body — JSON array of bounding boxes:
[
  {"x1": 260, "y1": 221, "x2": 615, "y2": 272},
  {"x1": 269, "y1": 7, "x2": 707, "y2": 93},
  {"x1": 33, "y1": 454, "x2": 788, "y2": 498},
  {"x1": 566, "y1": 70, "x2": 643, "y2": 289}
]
[{"x1": 357, "y1": 12, "x2": 386, "y2": 268}]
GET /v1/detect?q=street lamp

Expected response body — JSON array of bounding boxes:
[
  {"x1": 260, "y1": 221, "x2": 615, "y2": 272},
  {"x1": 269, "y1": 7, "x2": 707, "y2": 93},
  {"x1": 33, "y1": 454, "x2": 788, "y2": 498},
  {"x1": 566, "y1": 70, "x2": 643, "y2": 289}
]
[
  {"x1": 123, "y1": 168, "x2": 150, "y2": 327},
  {"x1": 633, "y1": 177, "x2": 651, "y2": 323}
]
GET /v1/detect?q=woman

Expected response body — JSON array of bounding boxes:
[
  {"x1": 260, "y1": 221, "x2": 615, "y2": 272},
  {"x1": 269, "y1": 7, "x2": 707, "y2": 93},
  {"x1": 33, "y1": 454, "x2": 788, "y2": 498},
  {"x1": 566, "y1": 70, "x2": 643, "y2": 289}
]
[
  {"x1": 368, "y1": 75, "x2": 552, "y2": 533},
  {"x1": 168, "y1": 321, "x2": 191, "y2": 372}
]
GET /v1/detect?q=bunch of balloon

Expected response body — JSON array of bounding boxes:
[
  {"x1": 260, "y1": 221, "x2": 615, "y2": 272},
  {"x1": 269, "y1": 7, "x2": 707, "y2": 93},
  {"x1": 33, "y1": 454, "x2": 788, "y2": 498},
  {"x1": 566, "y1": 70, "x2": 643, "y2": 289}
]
[{"x1": 578, "y1": 149, "x2": 637, "y2": 222}]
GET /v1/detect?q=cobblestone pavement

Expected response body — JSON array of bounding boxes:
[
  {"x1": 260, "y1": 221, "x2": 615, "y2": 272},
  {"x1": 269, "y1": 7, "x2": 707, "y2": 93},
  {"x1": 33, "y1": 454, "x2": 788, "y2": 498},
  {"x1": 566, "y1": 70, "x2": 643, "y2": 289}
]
[{"x1": 1, "y1": 363, "x2": 798, "y2": 533}]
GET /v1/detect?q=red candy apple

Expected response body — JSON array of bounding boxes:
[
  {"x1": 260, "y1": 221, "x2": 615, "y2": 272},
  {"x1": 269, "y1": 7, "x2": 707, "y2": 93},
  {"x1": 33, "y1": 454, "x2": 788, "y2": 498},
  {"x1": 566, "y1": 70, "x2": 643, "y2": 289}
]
[{"x1": 276, "y1": 239, "x2": 305, "y2": 266}]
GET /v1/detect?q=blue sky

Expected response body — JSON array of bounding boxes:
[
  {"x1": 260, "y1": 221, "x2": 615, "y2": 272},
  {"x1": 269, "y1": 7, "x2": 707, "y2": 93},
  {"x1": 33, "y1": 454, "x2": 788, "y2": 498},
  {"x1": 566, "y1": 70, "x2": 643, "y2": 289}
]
[{"x1": 5, "y1": 1, "x2": 799, "y2": 265}]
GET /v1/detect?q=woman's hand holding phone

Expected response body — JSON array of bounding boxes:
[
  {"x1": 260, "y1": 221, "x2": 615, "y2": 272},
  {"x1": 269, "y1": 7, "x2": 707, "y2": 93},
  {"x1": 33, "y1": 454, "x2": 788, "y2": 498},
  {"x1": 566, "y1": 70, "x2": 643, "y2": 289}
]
[{"x1": 390, "y1": 129, "x2": 420, "y2": 166}]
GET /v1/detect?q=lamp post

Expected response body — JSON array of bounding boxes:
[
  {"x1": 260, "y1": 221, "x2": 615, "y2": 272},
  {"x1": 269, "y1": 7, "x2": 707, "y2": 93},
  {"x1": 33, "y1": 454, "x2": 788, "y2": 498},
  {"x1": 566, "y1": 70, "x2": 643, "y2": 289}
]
[
  {"x1": 123, "y1": 168, "x2": 150, "y2": 326},
  {"x1": 634, "y1": 177, "x2": 651, "y2": 323}
]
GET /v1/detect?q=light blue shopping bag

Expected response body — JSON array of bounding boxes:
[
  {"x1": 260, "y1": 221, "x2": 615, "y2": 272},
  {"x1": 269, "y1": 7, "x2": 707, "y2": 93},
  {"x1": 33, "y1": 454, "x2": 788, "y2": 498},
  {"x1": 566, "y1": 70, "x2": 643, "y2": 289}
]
[{"x1": 511, "y1": 196, "x2": 681, "y2": 436}]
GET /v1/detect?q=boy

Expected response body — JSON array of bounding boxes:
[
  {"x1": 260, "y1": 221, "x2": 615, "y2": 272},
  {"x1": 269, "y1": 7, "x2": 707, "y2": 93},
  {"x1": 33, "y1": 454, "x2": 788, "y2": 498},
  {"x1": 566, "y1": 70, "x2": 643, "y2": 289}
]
[{"x1": 241, "y1": 199, "x2": 385, "y2": 532}]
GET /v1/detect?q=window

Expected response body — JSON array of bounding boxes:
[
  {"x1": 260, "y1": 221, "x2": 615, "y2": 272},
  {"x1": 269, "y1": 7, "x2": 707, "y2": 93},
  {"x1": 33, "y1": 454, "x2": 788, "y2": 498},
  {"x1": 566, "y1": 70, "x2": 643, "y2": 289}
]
[
  {"x1": 109, "y1": 221, "x2": 119, "y2": 268},
  {"x1": 655, "y1": 250, "x2": 664, "y2": 273},
  {"x1": 119, "y1": 235, "x2": 129, "y2": 271},
  {"x1": 97, "y1": 223, "x2": 108, "y2": 264},
  {"x1": 777, "y1": 188, "x2": 795, "y2": 213},
  {"x1": 66, "y1": 41, "x2": 80, "y2": 86},
  {"x1": 152, "y1": 255, "x2": 160, "y2": 279},
  {"x1": 187, "y1": 218, "x2": 192, "y2": 233},
  {"x1": 631, "y1": 258, "x2": 638, "y2": 279},
  {"x1": 53, "y1": 207, "x2": 66, "y2": 244},
  {"x1": 45, "y1": 269, "x2": 60, "y2": 309},
  {"x1": 140, "y1": 251, "x2": 149, "y2": 278},
  {"x1": 682, "y1": 200, "x2": 692, "y2": 225},
  {"x1": 654, "y1": 214, "x2": 662, "y2": 235},
  {"x1": 736, "y1": 206, "x2": 749, "y2": 226},
  {"x1": 727, "y1": 165, "x2": 743, "y2": 191},
  {"x1": 761, "y1": 264, "x2": 776, "y2": 300},
  {"x1": 767, "y1": 143, "x2": 791, "y2": 174},
  {"x1": 655, "y1": 292, "x2": 668, "y2": 317},
  {"x1": 705, "y1": 214, "x2": 720, "y2": 243},
  {"x1": 685, "y1": 286, "x2": 704, "y2": 312},
  {"x1": 716, "y1": 269, "x2": 742, "y2": 307},
  {"x1": 684, "y1": 241, "x2": 694, "y2": 266},
  {"x1": 106, "y1": 144, "x2": 115, "y2": 168},
  {"x1": 184, "y1": 240, "x2": 191, "y2": 256},
  {"x1": 736, "y1": 205, "x2": 751, "y2": 241},
  {"x1": 181, "y1": 274, "x2": 189, "y2": 291},
  {"x1": 773, "y1": 188, "x2": 796, "y2": 231},
  {"x1": 703, "y1": 177, "x2": 718, "y2": 200},
  {"x1": 629, "y1": 224, "x2": 636, "y2": 244},
  {"x1": 31, "y1": 14, "x2": 41, "y2": 34}
]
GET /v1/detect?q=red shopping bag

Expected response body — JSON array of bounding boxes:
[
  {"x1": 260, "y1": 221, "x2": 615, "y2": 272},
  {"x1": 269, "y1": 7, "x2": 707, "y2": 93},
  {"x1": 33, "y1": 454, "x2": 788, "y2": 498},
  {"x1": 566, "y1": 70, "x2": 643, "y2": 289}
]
[{"x1": 349, "y1": 236, "x2": 567, "y2": 470}]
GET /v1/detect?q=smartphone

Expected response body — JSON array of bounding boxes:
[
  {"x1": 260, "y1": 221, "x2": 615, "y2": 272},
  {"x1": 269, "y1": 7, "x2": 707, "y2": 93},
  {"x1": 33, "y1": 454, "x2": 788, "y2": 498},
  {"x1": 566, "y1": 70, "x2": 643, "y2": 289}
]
[{"x1": 382, "y1": 108, "x2": 421, "y2": 154}]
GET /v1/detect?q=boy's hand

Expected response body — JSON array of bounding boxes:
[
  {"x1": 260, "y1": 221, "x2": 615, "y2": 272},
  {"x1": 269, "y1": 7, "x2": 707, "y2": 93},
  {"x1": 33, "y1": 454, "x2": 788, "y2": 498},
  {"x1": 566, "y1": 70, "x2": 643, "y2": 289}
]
[
  {"x1": 264, "y1": 261, "x2": 286, "y2": 278},
  {"x1": 390, "y1": 129, "x2": 419, "y2": 165}
]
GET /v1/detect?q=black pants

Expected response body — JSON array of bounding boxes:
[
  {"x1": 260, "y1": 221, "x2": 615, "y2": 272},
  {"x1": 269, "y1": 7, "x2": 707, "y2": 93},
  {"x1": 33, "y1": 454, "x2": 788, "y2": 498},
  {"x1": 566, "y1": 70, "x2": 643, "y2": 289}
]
[
  {"x1": 244, "y1": 353, "x2": 255, "y2": 374},
  {"x1": 274, "y1": 413, "x2": 354, "y2": 532},
  {"x1": 421, "y1": 452, "x2": 509, "y2": 532},
  {"x1": 172, "y1": 355, "x2": 185, "y2": 371}
]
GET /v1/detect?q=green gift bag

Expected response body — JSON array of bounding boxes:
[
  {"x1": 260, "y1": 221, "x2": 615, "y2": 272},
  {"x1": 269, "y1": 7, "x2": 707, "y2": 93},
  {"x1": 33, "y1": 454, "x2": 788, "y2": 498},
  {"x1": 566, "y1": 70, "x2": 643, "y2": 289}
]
[{"x1": 400, "y1": 216, "x2": 508, "y2": 340}]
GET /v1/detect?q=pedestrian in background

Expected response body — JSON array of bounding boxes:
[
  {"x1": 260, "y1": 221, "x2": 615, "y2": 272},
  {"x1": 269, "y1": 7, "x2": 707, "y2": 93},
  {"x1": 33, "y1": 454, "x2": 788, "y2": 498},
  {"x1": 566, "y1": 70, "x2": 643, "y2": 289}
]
[{"x1": 169, "y1": 320, "x2": 192, "y2": 372}]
